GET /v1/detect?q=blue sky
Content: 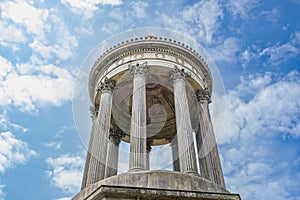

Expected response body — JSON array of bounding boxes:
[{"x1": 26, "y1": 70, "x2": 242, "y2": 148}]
[{"x1": 0, "y1": 0, "x2": 299, "y2": 200}]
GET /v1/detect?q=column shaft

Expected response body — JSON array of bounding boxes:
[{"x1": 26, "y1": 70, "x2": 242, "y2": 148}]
[
  {"x1": 86, "y1": 78, "x2": 115, "y2": 185},
  {"x1": 196, "y1": 89, "x2": 225, "y2": 187},
  {"x1": 172, "y1": 66, "x2": 198, "y2": 174},
  {"x1": 104, "y1": 129, "x2": 121, "y2": 178},
  {"x1": 129, "y1": 63, "x2": 148, "y2": 171},
  {"x1": 81, "y1": 106, "x2": 97, "y2": 189}
]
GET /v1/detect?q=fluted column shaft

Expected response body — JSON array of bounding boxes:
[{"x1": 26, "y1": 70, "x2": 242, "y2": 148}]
[
  {"x1": 104, "y1": 129, "x2": 122, "y2": 178},
  {"x1": 196, "y1": 89, "x2": 225, "y2": 187},
  {"x1": 86, "y1": 78, "x2": 115, "y2": 185},
  {"x1": 129, "y1": 62, "x2": 148, "y2": 171},
  {"x1": 81, "y1": 106, "x2": 97, "y2": 189},
  {"x1": 172, "y1": 66, "x2": 198, "y2": 174},
  {"x1": 170, "y1": 137, "x2": 180, "y2": 172}
]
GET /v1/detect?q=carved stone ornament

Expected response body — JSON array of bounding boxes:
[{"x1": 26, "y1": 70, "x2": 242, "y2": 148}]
[
  {"x1": 196, "y1": 88, "x2": 212, "y2": 104},
  {"x1": 128, "y1": 62, "x2": 148, "y2": 76},
  {"x1": 170, "y1": 65, "x2": 191, "y2": 82},
  {"x1": 97, "y1": 77, "x2": 116, "y2": 93},
  {"x1": 109, "y1": 129, "x2": 123, "y2": 145}
]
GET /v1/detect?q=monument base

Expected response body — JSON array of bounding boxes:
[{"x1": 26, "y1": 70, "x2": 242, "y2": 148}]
[{"x1": 73, "y1": 171, "x2": 240, "y2": 200}]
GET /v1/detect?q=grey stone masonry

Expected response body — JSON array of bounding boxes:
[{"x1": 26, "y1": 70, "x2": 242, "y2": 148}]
[
  {"x1": 128, "y1": 62, "x2": 148, "y2": 171},
  {"x1": 86, "y1": 78, "x2": 115, "y2": 186},
  {"x1": 171, "y1": 66, "x2": 198, "y2": 174},
  {"x1": 104, "y1": 129, "x2": 122, "y2": 178},
  {"x1": 196, "y1": 89, "x2": 225, "y2": 187}
]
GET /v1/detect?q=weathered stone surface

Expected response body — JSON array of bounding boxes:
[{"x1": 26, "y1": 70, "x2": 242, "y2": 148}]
[
  {"x1": 196, "y1": 89, "x2": 225, "y2": 187},
  {"x1": 77, "y1": 35, "x2": 241, "y2": 200},
  {"x1": 85, "y1": 79, "x2": 115, "y2": 186},
  {"x1": 171, "y1": 67, "x2": 197, "y2": 174},
  {"x1": 72, "y1": 171, "x2": 240, "y2": 200},
  {"x1": 128, "y1": 62, "x2": 148, "y2": 171}
]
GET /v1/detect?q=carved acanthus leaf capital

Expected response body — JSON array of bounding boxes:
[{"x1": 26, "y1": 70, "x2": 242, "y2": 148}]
[
  {"x1": 196, "y1": 88, "x2": 211, "y2": 104},
  {"x1": 128, "y1": 62, "x2": 148, "y2": 77},
  {"x1": 109, "y1": 129, "x2": 123, "y2": 145},
  {"x1": 170, "y1": 65, "x2": 191, "y2": 82},
  {"x1": 97, "y1": 77, "x2": 116, "y2": 93}
]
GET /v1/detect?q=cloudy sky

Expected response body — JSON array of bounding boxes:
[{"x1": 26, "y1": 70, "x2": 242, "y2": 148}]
[{"x1": 0, "y1": 0, "x2": 300, "y2": 199}]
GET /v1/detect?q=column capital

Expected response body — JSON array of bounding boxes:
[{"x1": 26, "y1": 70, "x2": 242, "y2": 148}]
[
  {"x1": 196, "y1": 88, "x2": 211, "y2": 104},
  {"x1": 89, "y1": 106, "x2": 97, "y2": 119},
  {"x1": 109, "y1": 129, "x2": 123, "y2": 146},
  {"x1": 97, "y1": 77, "x2": 116, "y2": 93},
  {"x1": 170, "y1": 65, "x2": 191, "y2": 82},
  {"x1": 129, "y1": 62, "x2": 148, "y2": 77}
]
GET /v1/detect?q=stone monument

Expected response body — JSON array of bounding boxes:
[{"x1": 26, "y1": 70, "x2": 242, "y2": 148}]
[{"x1": 72, "y1": 33, "x2": 241, "y2": 200}]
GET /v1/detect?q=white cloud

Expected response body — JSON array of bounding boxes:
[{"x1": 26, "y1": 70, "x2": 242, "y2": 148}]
[
  {"x1": 0, "y1": 110, "x2": 28, "y2": 132},
  {"x1": 0, "y1": 56, "x2": 13, "y2": 81},
  {"x1": 0, "y1": 1, "x2": 78, "y2": 61},
  {"x1": 46, "y1": 154, "x2": 84, "y2": 193},
  {"x1": 129, "y1": 1, "x2": 148, "y2": 19},
  {"x1": 262, "y1": 8, "x2": 280, "y2": 24},
  {"x1": 245, "y1": 31, "x2": 300, "y2": 67},
  {"x1": 0, "y1": 131, "x2": 36, "y2": 173},
  {"x1": 61, "y1": 0, "x2": 122, "y2": 17},
  {"x1": 102, "y1": 1, "x2": 148, "y2": 34},
  {"x1": 208, "y1": 37, "x2": 241, "y2": 63},
  {"x1": 0, "y1": 56, "x2": 74, "y2": 112},
  {"x1": 212, "y1": 71, "x2": 300, "y2": 199},
  {"x1": 260, "y1": 43, "x2": 299, "y2": 66},
  {"x1": 218, "y1": 71, "x2": 300, "y2": 144},
  {"x1": 0, "y1": 21, "x2": 26, "y2": 51},
  {"x1": 28, "y1": 14, "x2": 78, "y2": 62},
  {"x1": 55, "y1": 197, "x2": 72, "y2": 200},
  {"x1": 44, "y1": 142, "x2": 62, "y2": 150},
  {"x1": 181, "y1": 0, "x2": 223, "y2": 44},
  {"x1": 0, "y1": 0, "x2": 49, "y2": 37},
  {"x1": 158, "y1": 0, "x2": 224, "y2": 44},
  {"x1": 226, "y1": 0, "x2": 259, "y2": 19}
]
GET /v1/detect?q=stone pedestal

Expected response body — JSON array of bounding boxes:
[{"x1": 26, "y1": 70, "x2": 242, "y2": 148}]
[{"x1": 72, "y1": 171, "x2": 241, "y2": 200}]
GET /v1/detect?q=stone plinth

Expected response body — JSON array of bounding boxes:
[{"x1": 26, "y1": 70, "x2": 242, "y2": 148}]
[{"x1": 72, "y1": 171, "x2": 241, "y2": 200}]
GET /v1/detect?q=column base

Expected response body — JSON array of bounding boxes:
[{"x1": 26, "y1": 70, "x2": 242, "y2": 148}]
[
  {"x1": 128, "y1": 167, "x2": 145, "y2": 173},
  {"x1": 73, "y1": 170, "x2": 240, "y2": 200},
  {"x1": 185, "y1": 170, "x2": 199, "y2": 176}
]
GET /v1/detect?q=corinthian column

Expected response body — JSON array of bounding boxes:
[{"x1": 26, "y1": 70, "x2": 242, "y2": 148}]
[
  {"x1": 104, "y1": 129, "x2": 122, "y2": 178},
  {"x1": 86, "y1": 78, "x2": 115, "y2": 185},
  {"x1": 81, "y1": 106, "x2": 97, "y2": 189},
  {"x1": 196, "y1": 88, "x2": 225, "y2": 187},
  {"x1": 171, "y1": 66, "x2": 198, "y2": 174},
  {"x1": 128, "y1": 62, "x2": 148, "y2": 171}
]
